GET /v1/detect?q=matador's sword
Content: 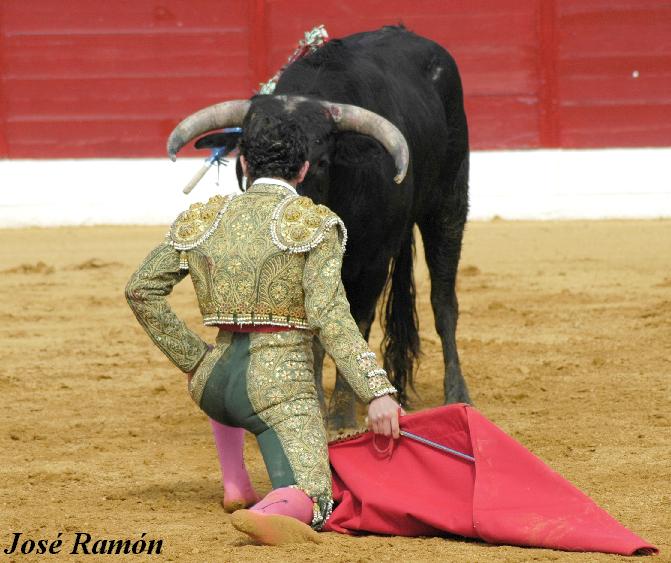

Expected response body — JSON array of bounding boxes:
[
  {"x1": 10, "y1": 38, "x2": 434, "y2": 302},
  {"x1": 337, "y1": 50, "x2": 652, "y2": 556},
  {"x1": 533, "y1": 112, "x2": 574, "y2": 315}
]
[{"x1": 400, "y1": 430, "x2": 475, "y2": 463}]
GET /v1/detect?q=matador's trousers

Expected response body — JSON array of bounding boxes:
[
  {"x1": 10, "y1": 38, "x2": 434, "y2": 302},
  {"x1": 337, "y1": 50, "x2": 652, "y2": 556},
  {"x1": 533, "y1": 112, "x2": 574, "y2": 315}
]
[{"x1": 188, "y1": 330, "x2": 332, "y2": 528}]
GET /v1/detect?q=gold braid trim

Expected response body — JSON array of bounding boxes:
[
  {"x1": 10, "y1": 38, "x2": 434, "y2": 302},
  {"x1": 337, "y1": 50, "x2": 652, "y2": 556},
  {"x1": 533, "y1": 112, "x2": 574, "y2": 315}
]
[
  {"x1": 167, "y1": 194, "x2": 236, "y2": 252},
  {"x1": 270, "y1": 195, "x2": 347, "y2": 254},
  {"x1": 326, "y1": 425, "x2": 370, "y2": 444}
]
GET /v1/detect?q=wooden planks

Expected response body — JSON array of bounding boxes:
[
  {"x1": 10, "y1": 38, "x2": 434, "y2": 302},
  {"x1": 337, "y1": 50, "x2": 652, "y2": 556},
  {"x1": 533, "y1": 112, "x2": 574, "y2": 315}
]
[
  {"x1": 0, "y1": 0, "x2": 670, "y2": 157},
  {"x1": 265, "y1": 0, "x2": 542, "y2": 149},
  {"x1": 1, "y1": 0, "x2": 251, "y2": 157},
  {"x1": 556, "y1": 0, "x2": 671, "y2": 147}
]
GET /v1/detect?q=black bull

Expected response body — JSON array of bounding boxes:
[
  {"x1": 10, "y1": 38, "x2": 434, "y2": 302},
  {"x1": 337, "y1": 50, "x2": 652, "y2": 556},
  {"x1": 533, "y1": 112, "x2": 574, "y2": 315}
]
[{"x1": 172, "y1": 26, "x2": 472, "y2": 427}]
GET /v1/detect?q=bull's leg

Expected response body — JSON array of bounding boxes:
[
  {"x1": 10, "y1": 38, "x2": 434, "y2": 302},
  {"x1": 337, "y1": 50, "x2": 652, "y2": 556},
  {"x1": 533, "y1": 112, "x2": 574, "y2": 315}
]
[
  {"x1": 420, "y1": 222, "x2": 471, "y2": 404},
  {"x1": 312, "y1": 336, "x2": 357, "y2": 428},
  {"x1": 326, "y1": 319, "x2": 373, "y2": 431},
  {"x1": 418, "y1": 161, "x2": 471, "y2": 404},
  {"x1": 326, "y1": 373, "x2": 356, "y2": 431}
]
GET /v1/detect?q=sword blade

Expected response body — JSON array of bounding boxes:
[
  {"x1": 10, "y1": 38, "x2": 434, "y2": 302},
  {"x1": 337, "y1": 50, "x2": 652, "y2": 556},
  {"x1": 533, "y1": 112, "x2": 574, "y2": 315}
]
[{"x1": 400, "y1": 430, "x2": 475, "y2": 463}]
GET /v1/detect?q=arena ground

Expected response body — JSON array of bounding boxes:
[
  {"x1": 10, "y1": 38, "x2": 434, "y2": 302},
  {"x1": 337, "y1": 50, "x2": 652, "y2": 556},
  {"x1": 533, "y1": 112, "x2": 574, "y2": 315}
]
[{"x1": 1, "y1": 220, "x2": 669, "y2": 561}]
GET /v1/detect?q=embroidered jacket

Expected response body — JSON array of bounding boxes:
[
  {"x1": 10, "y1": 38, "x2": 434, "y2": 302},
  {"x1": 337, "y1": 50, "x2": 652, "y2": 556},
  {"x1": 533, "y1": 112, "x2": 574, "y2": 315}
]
[{"x1": 125, "y1": 182, "x2": 396, "y2": 403}]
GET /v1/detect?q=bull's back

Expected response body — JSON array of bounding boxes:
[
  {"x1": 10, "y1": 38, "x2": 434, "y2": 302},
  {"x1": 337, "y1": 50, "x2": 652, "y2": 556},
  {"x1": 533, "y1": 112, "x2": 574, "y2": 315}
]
[
  {"x1": 276, "y1": 26, "x2": 467, "y2": 185},
  {"x1": 277, "y1": 27, "x2": 460, "y2": 126}
]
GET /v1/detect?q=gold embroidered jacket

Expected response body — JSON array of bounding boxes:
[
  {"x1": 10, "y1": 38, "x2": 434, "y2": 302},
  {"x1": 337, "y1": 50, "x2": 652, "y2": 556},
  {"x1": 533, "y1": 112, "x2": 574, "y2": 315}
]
[{"x1": 125, "y1": 182, "x2": 396, "y2": 403}]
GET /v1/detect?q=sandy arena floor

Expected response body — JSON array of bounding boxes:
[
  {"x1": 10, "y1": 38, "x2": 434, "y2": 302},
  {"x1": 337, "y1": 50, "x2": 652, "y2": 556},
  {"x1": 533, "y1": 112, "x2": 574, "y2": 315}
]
[{"x1": 1, "y1": 220, "x2": 669, "y2": 562}]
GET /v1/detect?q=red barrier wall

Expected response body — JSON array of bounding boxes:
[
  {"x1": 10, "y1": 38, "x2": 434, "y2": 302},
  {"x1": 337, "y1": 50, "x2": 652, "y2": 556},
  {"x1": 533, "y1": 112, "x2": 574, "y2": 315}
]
[{"x1": 0, "y1": 1, "x2": 669, "y2": 158}]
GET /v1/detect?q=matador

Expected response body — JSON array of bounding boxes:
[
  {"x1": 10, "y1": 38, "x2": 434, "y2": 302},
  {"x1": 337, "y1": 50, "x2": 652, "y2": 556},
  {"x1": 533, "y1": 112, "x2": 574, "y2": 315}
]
[{"x1": 126, "y1": 110, "x2": 402, "y2": 544}]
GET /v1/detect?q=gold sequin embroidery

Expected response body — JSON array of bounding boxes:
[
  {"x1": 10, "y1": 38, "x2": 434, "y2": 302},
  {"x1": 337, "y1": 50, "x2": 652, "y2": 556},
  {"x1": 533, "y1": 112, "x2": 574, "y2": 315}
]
[
  {"x1": 270, "y1": 195, "x2": 348, "y2": 254},
  {"x1": 166, "y1": 187, "x2": 312, "y2": 328},
  {"x1": 247, "y1": 331, "x2": 333, "y2": 528}
]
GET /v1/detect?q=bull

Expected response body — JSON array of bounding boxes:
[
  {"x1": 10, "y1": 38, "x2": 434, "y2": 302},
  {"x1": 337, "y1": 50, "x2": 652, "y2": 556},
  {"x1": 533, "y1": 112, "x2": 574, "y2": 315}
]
[{"x1": 167, "y1": 25, "x2": 471, "y2": 428}]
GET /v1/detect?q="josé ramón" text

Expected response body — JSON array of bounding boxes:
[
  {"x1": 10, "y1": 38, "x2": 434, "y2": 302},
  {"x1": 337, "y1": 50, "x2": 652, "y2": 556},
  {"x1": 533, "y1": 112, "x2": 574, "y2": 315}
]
[{"x1": 3, "y1": 532, "x2": 163, "y2": 556}]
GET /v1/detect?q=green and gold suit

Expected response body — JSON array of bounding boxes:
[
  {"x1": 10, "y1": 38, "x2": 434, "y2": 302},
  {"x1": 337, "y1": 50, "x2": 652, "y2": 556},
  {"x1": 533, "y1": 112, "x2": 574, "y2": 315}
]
[{"x1": 126, "y1": 180, "x2": 396, "y2": 528}]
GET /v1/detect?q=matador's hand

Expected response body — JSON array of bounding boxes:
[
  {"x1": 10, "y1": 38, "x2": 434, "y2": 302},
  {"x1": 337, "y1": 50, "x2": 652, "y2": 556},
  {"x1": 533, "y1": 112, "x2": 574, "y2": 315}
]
[{"x1": 367, "y1": 395, "x2": 405, "y2": 439}]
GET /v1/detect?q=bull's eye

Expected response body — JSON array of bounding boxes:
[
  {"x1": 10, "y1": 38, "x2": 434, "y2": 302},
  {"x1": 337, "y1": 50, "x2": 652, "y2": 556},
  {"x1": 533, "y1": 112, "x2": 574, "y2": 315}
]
[{"x1": 314, "y1": 139, "x2": 323, "y2": 145}]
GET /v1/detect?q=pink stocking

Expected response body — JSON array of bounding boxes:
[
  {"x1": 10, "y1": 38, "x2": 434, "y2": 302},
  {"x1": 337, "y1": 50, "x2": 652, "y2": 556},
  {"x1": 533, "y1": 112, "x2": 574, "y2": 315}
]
[
  {"x1": 250, "y1": 487, "x2": 314, "y2": 524},
  {"x1": 231, "y1": 488, "x2": 320, "y2": 545},
  {"x1": 209, "y1": 418, "x2": 259, "y2": 512}
]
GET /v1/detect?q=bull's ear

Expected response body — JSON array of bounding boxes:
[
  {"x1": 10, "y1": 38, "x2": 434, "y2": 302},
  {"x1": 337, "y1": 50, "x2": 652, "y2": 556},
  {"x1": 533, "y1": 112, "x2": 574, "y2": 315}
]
[
  {"x1": 194, "y1": 130, "x2": 241, "y2": 153},
  {"x1": 333, "y1": 131, "x2": 387, "y2": 167},
  {"x1": 331, "y1": 132, "x2": 397, "y2": 200},
  {"x1": 332, "y1": 131, "x2": 396, "y2": 186}
]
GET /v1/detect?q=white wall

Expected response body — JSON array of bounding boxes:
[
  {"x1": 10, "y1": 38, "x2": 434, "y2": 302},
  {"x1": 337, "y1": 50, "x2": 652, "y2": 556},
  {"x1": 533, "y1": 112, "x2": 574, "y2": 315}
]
[
  {"x1": 468, "y1": 148, "x2": 671, "y2": 220},
  {"x1": 1, "y1": 148, "x2": 670, "y2": 228}
]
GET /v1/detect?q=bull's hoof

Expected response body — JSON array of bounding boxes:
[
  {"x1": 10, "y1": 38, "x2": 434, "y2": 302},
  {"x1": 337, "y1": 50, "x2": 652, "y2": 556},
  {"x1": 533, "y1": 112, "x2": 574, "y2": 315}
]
[{"x1": 231, "y1": 510, "x2": 322, "y2": 545}]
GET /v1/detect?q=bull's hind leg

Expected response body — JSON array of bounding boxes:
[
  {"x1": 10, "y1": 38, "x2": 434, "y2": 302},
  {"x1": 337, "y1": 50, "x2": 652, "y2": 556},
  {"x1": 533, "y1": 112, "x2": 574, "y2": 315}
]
[{"x1": 418, "y1": 162, "x2": 472, "y2": 404}]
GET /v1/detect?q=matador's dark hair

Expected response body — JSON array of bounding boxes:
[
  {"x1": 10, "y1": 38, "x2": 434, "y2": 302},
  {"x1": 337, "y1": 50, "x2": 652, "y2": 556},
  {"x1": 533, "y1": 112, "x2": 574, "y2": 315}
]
[{"x1": 238, "y1": 109, "x2": 309, "y2": 182}]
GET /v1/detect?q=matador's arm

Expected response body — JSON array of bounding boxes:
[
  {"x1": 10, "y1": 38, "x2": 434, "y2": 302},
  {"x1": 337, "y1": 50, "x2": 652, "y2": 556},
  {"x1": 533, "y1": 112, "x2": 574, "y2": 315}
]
[
  {"x1": 303, "y1": 226, "x2": 397, "y2": 403},
  {"x1": 125, "y1": 242, "x2": 209, "y2": 373}
]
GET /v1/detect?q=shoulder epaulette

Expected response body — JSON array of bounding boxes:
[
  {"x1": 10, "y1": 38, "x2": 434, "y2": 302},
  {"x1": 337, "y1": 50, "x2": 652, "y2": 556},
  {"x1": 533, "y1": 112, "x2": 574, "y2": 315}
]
[
  {"x1": 167, "y1": 194, "x2": 235, "y2": 251},
  {"x1": 270, "y1": 195, "x2": 347, "y2": 253}
]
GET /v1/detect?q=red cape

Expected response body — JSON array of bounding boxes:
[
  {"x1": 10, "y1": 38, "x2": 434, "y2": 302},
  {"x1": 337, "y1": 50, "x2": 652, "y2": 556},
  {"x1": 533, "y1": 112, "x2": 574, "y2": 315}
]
[{"x1": 325, "y1": 404, "x2": 657, "y2": 555}]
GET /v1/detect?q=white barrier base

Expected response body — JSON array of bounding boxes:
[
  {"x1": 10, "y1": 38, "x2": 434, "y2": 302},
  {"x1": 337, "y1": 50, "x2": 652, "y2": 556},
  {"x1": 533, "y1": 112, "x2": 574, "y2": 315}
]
[
  {"x1": 1, "y1": 148, "x2": 669, "y2": 228},
  {"x1": 468, "y1": 148, "x2": 671, "y2": 220}
]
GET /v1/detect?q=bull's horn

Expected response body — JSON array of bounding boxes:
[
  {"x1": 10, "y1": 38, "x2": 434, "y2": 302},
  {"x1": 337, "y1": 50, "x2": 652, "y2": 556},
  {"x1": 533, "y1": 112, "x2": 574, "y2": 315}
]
[
  {"x1": 166, "y1": 100, "x2": 251, "y2": 161},
  {"x1": 325, "y1": 103, "x2": 409, "y2": 184}
]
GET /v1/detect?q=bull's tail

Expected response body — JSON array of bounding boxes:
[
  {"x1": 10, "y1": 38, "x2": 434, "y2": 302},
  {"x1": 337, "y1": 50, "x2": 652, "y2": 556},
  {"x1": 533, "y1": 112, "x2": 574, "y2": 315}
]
[{"x1": 381, "y1": 228, "x2": 421, "y2": 406}]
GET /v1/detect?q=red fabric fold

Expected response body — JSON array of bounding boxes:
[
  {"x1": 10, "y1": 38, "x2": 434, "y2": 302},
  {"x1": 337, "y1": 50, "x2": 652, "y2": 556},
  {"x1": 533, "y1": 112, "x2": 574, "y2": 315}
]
[{"x1": 325, "y1": 404, "x2": 657, "y2": 556}]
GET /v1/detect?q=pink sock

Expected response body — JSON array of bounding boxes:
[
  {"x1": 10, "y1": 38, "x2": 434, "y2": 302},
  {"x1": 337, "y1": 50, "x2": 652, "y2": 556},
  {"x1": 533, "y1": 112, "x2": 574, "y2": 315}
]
[
  {"x1": 209, "y1": 419, "x2": 259, "y2": 509},
  {"x1": 250, "y1": 487, "x2": 314, "y2": 525}
]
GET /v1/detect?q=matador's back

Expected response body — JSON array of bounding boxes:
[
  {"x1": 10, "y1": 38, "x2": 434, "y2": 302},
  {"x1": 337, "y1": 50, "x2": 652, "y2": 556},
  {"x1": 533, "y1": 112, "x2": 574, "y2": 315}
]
[
  {"x1": 167, "y1": 182, "x2": 346, "y2": 329},
  {"x1": 126, "y1": 179, "x2": 396, "y2": 404}
]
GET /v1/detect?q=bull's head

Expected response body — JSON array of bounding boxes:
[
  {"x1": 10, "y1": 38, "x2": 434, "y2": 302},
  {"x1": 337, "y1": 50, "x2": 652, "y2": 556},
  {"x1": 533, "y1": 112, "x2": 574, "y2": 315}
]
[{"x1": 166, "y1": 96, "x2": 409, "y2": 201}]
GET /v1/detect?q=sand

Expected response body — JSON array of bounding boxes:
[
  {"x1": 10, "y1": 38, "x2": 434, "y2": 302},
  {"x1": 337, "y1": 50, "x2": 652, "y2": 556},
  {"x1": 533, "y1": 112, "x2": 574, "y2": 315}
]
[{"x1": 1, "y1": 220, "x2": 669, "y2": 561}]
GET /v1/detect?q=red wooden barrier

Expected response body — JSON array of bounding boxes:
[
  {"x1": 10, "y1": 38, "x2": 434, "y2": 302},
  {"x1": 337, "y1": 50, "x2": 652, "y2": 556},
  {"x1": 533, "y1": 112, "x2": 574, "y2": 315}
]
[
  {"x1": 0, "y1": 1, "x2": 669, "y2": 158},
  {"x1": 556, "y1": 0, "x2": 671, "y2": 147}
]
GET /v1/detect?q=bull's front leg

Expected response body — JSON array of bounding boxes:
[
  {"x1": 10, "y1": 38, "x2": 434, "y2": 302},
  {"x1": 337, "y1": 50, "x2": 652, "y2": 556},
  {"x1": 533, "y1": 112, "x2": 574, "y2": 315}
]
[
  {"x1": 327, "y1": 319, "x2": 374, "y2": 430},
  {"x1": 325, "y1": 319, "x2": 373, "y2": 431},
  {"x1": 313, "y1": 337, "x2": 358, "y2": 429},
  {"x1": 327, "y1": 371, "x2": 358, "y2": 431}
]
